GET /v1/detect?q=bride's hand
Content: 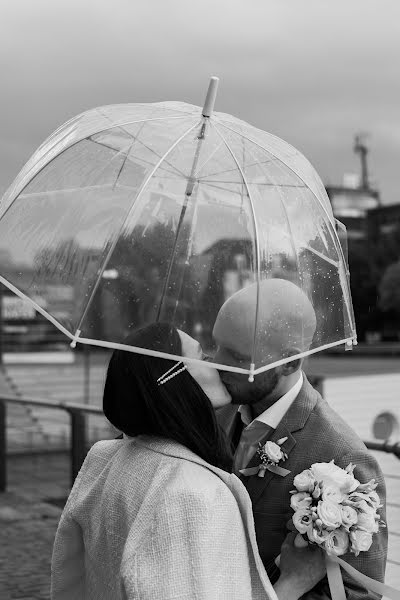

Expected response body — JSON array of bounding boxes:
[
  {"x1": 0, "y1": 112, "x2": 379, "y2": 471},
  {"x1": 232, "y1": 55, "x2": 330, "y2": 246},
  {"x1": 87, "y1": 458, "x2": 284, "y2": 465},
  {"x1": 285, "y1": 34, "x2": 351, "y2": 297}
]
[{"x1": 273, "y1": 532, "x2": 326, "y2": 600}]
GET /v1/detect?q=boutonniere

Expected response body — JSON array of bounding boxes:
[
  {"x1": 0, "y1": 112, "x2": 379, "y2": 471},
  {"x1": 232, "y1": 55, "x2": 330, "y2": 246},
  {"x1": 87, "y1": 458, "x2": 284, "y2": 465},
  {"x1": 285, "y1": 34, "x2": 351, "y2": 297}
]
[{"x1": 240, "y1": 437, "x2": 291, "y2": 478}]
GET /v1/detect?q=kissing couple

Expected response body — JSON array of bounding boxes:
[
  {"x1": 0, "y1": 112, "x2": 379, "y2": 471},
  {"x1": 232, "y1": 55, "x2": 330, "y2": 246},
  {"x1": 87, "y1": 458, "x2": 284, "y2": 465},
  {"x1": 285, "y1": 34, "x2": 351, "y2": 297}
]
[{"x1": 51, "y1": 279, "x2": 386, "y2": 599}]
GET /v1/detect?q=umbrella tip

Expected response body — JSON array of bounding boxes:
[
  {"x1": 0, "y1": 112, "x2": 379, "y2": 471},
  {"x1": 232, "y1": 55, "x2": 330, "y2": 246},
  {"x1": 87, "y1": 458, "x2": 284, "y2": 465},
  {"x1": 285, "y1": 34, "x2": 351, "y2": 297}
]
[{"x1": 202, "y1": 76, "x2": 219, "y2": 118}]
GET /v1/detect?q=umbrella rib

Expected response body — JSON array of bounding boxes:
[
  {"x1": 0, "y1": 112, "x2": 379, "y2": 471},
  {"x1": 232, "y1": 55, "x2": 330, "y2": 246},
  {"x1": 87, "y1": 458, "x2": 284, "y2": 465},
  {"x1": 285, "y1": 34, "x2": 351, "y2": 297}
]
[
  {"x1": 110, "y1": 119, "x2": 149, "y2": 190},
  {"x1": 88, "y1": 131, "x2": 189, "y2": 180},
  {"x1": 201, "y1": 179, "x2": 307, "y2": 188},
  {"x1": 95, "y1": 103, "x2": 198, "y2": 117},
  {"x1": 0, "y1": 275, "x2": 74, "y2": 342},
  {"x1": 0, "y1": 115, "x2": 189, "y2": 223},
  {"x1": 252, "y1": 337, "x2": 354, "y2": 375},
  {"x1": 212, "y1": 122, "x2": 261, "y2": 381},
  {"x1": 196, "y1": 157, "x2": 279, "y2": 181},
  {"x1": 94, "y1": 107, "x2": 192, "y2": 179},
  {"x1": 215, "y1": 120, "x2": 355, "y2": 339},
  {"x1": 73, "y1": 120, "x2": 201, "y2": 338},
  {"x1": 301, "y1": 244, "x2": 339, "y2": 268},
  {"x1": 191, "y1": 140, "x2": 225, "y2": 178},
  {"x1": 214, "y1": 120, "x2": 328, "y2": 209}
]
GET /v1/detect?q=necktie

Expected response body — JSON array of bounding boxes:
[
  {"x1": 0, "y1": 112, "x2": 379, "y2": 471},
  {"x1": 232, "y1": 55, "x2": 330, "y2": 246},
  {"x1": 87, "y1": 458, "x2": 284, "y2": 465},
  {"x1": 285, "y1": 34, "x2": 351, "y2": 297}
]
[{"x1": 233, "y1": 421, "x2": 274, "y2": 475}]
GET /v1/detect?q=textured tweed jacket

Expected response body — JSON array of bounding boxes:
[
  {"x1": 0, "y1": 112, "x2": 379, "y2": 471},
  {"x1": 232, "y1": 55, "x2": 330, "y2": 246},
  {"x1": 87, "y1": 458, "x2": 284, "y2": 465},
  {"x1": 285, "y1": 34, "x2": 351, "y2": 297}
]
[
  {"x1": 51, "y1": 436, "x2": 278, "y2": 600},
  {"x1": 217, "y1": 374, "x2": 388, "y2": 600}
]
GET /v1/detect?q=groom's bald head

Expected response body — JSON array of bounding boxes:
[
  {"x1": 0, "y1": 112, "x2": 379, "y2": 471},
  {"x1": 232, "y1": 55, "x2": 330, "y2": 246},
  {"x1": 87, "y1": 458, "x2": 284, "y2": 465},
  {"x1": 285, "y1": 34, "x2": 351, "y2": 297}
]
[{"x1": 213, "y1": 278, "x2": 316, "y2": 367}]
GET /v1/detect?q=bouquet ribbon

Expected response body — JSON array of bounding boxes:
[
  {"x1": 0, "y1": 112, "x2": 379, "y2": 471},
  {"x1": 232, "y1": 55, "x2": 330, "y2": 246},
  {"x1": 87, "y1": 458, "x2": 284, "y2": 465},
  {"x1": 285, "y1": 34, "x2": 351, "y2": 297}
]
[
  {"x1": 239, "y1": 464, "x2": 291, "y2": 478},
  {"x1": 326, "y1": 555, "x2": 400, "y2": 600}
]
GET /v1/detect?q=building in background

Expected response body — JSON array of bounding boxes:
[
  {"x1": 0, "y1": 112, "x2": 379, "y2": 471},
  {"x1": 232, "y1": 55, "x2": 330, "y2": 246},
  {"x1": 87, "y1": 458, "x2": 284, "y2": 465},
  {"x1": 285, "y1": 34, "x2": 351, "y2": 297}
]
[{"x1": 326, "y1": 135, "x2": 400, "y2": 341}]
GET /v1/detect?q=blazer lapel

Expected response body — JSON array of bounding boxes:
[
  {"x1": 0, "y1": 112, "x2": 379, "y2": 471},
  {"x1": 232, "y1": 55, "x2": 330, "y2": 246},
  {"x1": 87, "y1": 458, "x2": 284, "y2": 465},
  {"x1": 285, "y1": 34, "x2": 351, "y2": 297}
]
[{"x1": 243, "y1": 374, "x2": 317, "y2": 505}]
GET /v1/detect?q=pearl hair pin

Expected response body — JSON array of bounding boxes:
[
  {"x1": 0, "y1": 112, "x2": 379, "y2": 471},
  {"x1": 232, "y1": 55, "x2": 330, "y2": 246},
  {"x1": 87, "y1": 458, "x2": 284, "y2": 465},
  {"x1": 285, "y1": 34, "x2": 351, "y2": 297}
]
[{"x1": 157, "y1": 361, "x2": 187, "y2": 386}]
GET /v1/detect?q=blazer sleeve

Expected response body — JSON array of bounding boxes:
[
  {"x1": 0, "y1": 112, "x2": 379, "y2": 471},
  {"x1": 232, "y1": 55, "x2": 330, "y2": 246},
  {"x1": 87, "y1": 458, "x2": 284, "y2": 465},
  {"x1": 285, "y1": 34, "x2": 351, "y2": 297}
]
[
  {"x1": 50, "y1": 445, "x2": 96, "y2": 599},
  {"x1": 304, "y1": 449, "x2": 388, "y2": 600},
  {"x1": 120, "y1": 481, "x2": 263, "y2": 600},
  {"x1": 51, "y1": 509, "x2": 85, "y2": 600}
]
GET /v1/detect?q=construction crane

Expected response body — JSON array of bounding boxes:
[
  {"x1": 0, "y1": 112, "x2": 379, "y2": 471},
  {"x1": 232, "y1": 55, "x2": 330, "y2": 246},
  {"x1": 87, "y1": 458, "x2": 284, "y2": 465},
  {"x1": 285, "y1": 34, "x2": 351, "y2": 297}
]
[{"x1": 353, "y1": 133, "x2": 370, "y2": 190}]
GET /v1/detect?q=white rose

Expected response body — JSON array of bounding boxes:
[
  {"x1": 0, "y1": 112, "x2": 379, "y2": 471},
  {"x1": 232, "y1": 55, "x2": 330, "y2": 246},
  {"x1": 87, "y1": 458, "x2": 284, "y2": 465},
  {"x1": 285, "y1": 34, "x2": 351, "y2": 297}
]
[
  {"x1": 368, "y1": 490, "x2": 381, "y2": 507},
  {"x1": 291, "y1": 492, "x2": 313, "y2": 511},
  {"x1": 317, "y1": 500, "x2": 342, "y2": 530},
  {"x1": 356, "y1": 479, "x2": 378, "y2": 493},
  {"x1": 324, "y1": 528, "x2": 349, "y2": 556},
  {"x1": 311, "y1": 461, "x2": 359, "y2": 494},
  {"x1": 322, "y1": 485, "x2": 345, "y2": 504},
  {"x1": 263, "y1": 441, "x2": 284, "y2": 464},
  {"x1": 344, "y1": 494, "x2": 370, "y2": 512},
  {"x1": 307, "y1": 526, "x2": 331, "y2": 545},
  {"x1": 312, "y1": 483, "x2": 322, "y2": 499},
  {"x1": 292, "y1": 509, "x2": 313, "y2": 535},
  {"x1": 340, "y1": 505, "x2": 358, "y2": 530},
  {"x1": 293, "y1": 469, "x2": 315, "y2": 492},
  {"x1": 350, "y1": 530, "x2": 373, "y2": 556},
  {"x1": 357, "y1": 510, "x2": 379, "y2": 534}
]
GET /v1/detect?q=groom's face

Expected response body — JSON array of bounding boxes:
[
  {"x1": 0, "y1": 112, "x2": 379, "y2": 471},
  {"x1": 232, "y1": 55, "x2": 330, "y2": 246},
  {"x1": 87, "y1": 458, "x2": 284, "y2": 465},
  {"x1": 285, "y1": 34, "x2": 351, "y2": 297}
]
[
  {"x1": 217, "y1": 364, "x2": 281, "y2": 405},
  {"x1": 212, "y1": 338, "x2": 281, "y2": 405}
]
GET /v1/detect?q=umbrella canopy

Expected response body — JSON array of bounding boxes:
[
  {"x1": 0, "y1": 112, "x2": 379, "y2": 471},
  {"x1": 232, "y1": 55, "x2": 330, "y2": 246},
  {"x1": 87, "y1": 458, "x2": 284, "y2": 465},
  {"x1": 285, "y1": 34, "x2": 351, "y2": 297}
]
[{"x1": 0, "y1": 77, "x2": 356, "y2": 379}]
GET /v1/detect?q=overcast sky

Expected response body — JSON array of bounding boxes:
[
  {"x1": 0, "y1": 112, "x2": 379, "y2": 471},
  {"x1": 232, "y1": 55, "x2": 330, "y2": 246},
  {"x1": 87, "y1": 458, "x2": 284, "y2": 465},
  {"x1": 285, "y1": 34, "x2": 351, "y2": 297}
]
[{"x1": 1, "y1": 0, "x2": 399, "y2": 203}]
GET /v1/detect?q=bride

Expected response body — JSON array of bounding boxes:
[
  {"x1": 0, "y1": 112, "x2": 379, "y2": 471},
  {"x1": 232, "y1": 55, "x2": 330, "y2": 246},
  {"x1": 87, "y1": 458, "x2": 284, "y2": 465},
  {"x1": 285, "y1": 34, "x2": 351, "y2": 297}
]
[{"x1": 51, "y1": 322, "x2": 325, "y2": 599}]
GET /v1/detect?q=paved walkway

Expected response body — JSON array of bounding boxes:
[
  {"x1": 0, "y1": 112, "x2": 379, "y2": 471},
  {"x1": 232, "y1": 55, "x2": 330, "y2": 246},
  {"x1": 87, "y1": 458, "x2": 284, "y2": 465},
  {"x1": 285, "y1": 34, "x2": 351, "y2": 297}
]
[
  {"x1": 0, "y1": 454, "x2": 69, "y2": 599},
  {"x1": 0, "y1": 492, "x2": 62, "y2": 600}
]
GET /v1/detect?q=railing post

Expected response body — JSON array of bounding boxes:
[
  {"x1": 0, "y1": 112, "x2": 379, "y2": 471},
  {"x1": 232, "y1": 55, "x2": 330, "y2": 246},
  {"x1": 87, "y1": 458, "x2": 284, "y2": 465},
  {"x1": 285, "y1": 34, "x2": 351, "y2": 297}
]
[
  {"x1": 0, "y1": 400, "x2": 6, "y2": 492},
  {"x1": 68, "y1": 408, "x2": 87, "y2": 488}
]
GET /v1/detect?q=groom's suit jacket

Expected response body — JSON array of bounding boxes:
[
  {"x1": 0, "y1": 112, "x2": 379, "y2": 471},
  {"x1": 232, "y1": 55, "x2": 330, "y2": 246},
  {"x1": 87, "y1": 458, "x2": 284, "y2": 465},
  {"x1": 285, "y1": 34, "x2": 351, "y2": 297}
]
[{"x1": 217, "y1": 374, "x2": 388, "y2": 600}]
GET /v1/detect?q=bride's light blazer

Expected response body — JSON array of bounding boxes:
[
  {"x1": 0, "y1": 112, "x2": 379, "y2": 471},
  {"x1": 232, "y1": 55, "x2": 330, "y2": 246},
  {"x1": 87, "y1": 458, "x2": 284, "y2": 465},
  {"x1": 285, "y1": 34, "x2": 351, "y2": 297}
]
[{"x1": 51, "y1": 436, "x2": 277, "y2": 600}]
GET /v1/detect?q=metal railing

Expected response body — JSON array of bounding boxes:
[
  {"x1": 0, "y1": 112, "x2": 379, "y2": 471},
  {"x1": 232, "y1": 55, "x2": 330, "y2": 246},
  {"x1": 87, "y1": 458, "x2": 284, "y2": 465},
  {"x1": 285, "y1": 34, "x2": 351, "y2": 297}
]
[
  {"x1": 365, "y1": 439, "x2": 400, "y2": 457},
  {"x1": 0, "y1": 394, "x2": 104, "y2": 491},
  {"x1": 1, "y1": 393, "x2": 400, "y2": 496}
]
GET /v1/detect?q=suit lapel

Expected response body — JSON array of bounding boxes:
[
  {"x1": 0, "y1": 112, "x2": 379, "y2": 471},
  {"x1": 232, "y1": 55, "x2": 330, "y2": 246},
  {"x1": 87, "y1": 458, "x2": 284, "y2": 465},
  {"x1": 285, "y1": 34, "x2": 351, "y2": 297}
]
[
  {"x1": 215, "y1": 404, "x2": 244, "y2": 451},
  {"x1": 242, "y1": 374, "x2": 317, "y2": 505}
]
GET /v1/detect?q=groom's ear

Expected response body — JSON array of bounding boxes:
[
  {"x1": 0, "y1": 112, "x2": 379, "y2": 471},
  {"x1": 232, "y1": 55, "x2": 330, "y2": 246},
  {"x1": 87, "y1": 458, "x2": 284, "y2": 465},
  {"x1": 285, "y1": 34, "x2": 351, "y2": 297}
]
[{"x1": 281, "y1": 348, "x2": 303, "y2": 376}]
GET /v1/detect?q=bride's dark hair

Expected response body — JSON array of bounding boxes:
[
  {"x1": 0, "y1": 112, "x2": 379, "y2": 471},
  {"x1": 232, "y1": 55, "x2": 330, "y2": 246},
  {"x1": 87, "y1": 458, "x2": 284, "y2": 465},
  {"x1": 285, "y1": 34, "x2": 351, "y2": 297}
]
[{"x1": 103, "y1": 322, "x2": 232, "y2": 471}]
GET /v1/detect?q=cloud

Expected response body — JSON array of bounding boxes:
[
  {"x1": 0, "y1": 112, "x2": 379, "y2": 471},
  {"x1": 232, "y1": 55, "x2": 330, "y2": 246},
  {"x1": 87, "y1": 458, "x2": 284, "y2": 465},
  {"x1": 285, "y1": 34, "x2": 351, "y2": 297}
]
[{"x1": 1, "y1": 0, "x2": 399, "y2": 203}]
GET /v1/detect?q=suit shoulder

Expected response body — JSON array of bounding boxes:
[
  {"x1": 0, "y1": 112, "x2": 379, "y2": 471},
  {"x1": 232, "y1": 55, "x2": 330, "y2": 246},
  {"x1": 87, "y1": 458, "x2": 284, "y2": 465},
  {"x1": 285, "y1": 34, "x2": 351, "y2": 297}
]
[{"x1": 308, "y1": 396, "x2": 370, "y2": 455}]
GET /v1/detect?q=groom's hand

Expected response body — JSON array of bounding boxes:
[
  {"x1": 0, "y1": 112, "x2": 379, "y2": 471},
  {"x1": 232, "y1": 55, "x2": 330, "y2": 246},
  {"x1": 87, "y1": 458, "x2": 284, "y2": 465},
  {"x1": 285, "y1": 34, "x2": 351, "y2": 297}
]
[{"x1": 275, "y1": 532, "x2": 326, "y2": 599}]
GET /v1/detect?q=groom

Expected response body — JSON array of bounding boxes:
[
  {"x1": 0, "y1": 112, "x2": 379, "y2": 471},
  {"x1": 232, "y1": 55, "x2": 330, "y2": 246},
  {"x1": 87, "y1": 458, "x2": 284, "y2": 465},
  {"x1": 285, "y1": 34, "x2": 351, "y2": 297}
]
[{"x1": 213, "y1": 278, "x2": 387, "y2": 599}]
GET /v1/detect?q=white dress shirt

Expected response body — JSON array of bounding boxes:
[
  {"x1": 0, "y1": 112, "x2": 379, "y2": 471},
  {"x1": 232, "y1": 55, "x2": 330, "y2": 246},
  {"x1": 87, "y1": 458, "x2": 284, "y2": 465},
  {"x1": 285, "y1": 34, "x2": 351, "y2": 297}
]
[{"x1": 238, "y1": 372, "x2": 303, "y2": 429}]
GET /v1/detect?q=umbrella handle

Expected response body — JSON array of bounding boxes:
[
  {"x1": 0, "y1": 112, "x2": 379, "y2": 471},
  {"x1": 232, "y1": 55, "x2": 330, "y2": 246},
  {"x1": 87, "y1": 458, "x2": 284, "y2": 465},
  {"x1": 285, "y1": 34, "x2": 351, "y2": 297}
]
[{"x1": 202, "y1": 76, "x2": 219, "y2": 117}]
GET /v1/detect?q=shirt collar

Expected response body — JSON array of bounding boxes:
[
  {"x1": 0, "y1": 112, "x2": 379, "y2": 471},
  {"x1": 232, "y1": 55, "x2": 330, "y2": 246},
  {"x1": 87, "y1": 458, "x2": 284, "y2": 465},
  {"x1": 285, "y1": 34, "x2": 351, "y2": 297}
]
[{"x1": 238, "y1": 372, "x2": 303, "y2": 429}]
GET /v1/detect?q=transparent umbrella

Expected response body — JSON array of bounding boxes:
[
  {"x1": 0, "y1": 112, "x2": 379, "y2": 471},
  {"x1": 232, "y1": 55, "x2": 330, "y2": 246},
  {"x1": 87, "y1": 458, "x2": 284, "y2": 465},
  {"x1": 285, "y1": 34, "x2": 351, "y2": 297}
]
[{"x1": 0, "y1": 77, "x2": 356, "y2": 380}]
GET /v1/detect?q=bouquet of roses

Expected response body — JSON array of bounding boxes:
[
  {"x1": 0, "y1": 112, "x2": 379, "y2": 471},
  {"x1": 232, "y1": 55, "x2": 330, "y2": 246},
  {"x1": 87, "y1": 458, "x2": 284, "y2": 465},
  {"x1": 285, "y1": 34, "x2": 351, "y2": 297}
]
[{"x1": 290, "y1": 460, "x2": 385, "y2": 557}]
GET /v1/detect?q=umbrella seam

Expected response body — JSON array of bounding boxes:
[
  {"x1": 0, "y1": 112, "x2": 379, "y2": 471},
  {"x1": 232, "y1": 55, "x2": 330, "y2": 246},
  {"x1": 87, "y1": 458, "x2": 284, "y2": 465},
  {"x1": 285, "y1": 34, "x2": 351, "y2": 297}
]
[
  {"x1": 73, "y1": 119, "x2": 201, "y2": 337},
  {"x1": 0, "y1": 274, "x2": 73, "y2": 340},
  {"x1": 91, "y1": 110, "x2": 191, "y2": 180},
  {"x1": 213, "y1": 120, "x2": 333, "y2": 219},
  {"x1": 214, "y1": 119, "x2": 356, "y2": 341},
  {"x1": 0, "y1": 116, "x2": 190, "y2": 222},
  {"x1": 212, "y1": 122, "x2": 262, "y2": 379},
  {"x1": 252, "y1": 338, "x2": 354, "y2": 375}
]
